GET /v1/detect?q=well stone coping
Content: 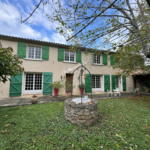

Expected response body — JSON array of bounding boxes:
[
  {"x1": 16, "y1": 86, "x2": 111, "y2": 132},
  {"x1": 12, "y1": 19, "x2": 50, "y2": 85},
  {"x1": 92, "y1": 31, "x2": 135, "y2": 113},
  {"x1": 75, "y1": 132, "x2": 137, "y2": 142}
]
[{"x1": 64, "y1": 99, "x2": 99, "y2": 125}]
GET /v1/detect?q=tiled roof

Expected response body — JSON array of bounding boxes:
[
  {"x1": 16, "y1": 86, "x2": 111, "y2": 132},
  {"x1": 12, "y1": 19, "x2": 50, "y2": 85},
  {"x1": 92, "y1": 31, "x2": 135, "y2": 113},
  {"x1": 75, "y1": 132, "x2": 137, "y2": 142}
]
[{"x1": 0, "y1": 34, "x2": 115, "y2": 53}]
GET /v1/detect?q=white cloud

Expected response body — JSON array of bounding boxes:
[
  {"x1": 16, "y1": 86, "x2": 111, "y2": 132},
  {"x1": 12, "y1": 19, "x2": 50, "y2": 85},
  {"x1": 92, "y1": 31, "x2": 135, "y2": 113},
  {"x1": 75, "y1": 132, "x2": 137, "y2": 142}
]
[
  {"x1": 51, "y1": 33, "x2": 66, "y2": 44},
  {"x1": 0, "y1": 0, "x2": 67, "y2": 44}
]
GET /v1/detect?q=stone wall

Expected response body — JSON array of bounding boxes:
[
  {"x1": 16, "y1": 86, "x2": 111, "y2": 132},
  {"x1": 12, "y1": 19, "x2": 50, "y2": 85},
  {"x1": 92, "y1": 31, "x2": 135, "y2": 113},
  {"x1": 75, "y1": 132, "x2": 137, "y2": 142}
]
[{"x1": 64, "y1": 99, "x2": 99, "y2": 125}]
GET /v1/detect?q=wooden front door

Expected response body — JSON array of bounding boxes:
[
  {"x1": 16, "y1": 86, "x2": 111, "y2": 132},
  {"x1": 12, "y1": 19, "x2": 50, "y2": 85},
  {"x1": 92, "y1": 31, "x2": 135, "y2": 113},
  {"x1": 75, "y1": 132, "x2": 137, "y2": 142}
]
[{"x1": 66, "y1": 74, "x2": 73, "y2": 92}]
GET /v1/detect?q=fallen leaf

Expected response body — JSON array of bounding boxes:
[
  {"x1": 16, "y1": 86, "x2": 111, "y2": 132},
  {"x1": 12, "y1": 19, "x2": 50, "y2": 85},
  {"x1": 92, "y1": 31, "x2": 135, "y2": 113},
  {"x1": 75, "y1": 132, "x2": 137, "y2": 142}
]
[
  {"x1": 1, "y1": 129, "x2": 7, "y2": 133},
  {"x1": 5, "y1": 124, "x2": 9, "y2": 127}
]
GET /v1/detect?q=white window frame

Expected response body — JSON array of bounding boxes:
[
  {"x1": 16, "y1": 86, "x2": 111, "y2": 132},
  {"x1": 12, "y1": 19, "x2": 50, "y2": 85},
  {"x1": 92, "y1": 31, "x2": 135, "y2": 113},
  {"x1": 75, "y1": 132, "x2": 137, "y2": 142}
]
[
  {"x1": 94, "y1": 55, "x2": 102, "y2": 65},
  {"x1": 92, "y1": 75, "x2": 102, "y2": 91},
  {"x1": 64, "y1": 51, "x2": 75, "y2": 62},
  {"x1": 24, "y1": 73, "x2": 43, "y2": 94},
  {"x1": 27, "y1": 46, "x2": 42, "y2": 60},
  {"x1": 115, "y1": 76, "x2": 122, "y2": 91},
  {"x1": 116, "y1": 76, "x2": 119, "y2": 88}
]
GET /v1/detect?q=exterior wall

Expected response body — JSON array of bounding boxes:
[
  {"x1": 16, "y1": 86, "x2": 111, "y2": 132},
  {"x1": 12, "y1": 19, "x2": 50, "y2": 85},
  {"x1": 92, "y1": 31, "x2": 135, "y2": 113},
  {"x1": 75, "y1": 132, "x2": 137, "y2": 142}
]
[{"x1": 0, "y1": 39, "x2": 134, "y2": 99}]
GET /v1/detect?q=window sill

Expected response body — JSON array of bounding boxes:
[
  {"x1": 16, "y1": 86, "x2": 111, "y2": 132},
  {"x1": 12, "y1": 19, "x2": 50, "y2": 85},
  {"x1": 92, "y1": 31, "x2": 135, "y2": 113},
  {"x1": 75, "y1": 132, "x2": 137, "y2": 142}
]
[
  {"x1": 63, "y1": 61, "x2": 77, "y2": 64},
  {"x1": 92, "y1": 63, "x2": 103, "y2": 66},
  {"x1": 24, "y1": 58, "x2": 43, "y2": 61}
]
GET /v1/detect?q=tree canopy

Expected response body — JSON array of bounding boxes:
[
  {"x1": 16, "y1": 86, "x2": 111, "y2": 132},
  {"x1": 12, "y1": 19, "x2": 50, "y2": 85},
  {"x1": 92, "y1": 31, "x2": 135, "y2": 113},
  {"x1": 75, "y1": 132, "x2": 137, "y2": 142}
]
[
  {"x1": 0, "y1": 42, "x2": 23, "y2": 83},
  {"x1": 21, "y1": 0, "x2": 150, "y2": 76}
]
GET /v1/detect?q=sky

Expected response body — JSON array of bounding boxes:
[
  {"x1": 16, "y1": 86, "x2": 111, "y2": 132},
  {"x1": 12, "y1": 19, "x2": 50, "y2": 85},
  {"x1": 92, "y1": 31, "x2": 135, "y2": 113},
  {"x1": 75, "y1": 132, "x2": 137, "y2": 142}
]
[{"x1": 0, "y1": 0, "x2": 67, "y2": 44}]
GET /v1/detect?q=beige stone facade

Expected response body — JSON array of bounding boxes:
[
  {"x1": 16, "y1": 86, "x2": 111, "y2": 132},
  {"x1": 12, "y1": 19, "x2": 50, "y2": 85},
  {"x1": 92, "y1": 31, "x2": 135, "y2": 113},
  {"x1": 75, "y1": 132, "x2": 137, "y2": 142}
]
[{"x1": 0, "y1": 36, "x2": 134, "y2": 99}]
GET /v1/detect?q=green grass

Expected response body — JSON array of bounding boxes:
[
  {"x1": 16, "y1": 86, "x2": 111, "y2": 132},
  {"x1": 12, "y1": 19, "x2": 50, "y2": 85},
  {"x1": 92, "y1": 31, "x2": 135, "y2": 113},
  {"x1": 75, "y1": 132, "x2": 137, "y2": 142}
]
[{"x1": 0, "y1": 97, "x2": 150, "y2": 150}]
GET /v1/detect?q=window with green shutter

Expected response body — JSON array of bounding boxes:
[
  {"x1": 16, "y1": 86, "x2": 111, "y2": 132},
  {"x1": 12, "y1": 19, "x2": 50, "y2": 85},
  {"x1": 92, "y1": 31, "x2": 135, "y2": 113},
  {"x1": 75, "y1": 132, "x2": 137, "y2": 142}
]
[
  {"x1": 17, "y1": 43, "x2": 26, "y2": 58},
  {"x1": 111, "y1": 75, "x2": 116, "y2": 92},
  {"x1": 76, "y1": 51, "x2": 81, "y2": 63},
  {"x1": 9, "y1": 73, "x2": 22, "y2": 97},
  {"x1": 58, "y1": 48, "x2": 64, "y2": 61},
  {"x1": 104, "y1": 75, "x2": 110, "y2": 92},
  {"x1": 103, "y1": 54, "x2": 107, "y2": 65},
  {"x1": 85, "y1": 74, "x2": 92, "y2": 93},
  {"x1": 93, "y1": 54, "x2": 102, "y2": 64},
  {"x1": 43, "y1": 72, "x2": 53, "y2": 95},
  {"x1": 42, "y1": 46, "x2": 49, "y2": 60},
  {"x1": 122, "y1": 76, "x2": 126, "y2": 91},
  {"x1": 110, "y1": 55, "x2": 115, "y2": 65}
]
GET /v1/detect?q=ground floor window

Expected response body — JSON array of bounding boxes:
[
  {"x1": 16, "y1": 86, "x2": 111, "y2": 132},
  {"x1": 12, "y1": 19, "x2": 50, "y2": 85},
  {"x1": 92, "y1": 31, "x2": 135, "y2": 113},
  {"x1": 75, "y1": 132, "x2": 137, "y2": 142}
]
[
  {"x1": 25, "y1": 73, "x2": 42, "y2": 94},
  {"x1": 116, "y1": 76, "x2": 119, "y2": 88},
  {"x1": 92, "y1": 75, "x2": 101, "y2": 89}
]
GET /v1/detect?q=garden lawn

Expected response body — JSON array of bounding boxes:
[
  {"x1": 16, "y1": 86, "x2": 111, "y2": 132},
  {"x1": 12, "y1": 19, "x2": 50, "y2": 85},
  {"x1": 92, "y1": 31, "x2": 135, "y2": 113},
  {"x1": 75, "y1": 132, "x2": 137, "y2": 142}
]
[{"x1": 0, "y1": 96, "x2": 150, "y2": 150}]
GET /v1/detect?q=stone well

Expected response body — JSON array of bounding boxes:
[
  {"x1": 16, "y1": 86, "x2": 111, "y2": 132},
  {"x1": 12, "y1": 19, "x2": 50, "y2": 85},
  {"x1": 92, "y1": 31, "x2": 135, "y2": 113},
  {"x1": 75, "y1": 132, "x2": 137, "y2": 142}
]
[{"x1": 64, "y1": 99, "x2": 99, "y2": 125}]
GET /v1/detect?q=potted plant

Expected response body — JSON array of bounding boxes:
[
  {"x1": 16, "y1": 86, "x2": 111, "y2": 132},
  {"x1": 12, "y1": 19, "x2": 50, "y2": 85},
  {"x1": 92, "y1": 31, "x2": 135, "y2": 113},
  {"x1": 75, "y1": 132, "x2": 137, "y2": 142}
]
[
  {"x1": 78, "y1": 83, "x2": 85, "y2": 95},
  {"x1": 143, "y1": 86, "x2": 149, "y2": 92},
  {"x1": 50, "y1": 81, "x2": 64, "y2": 97},
  {"x1": 31, "y1": 95, "x2": 38, "y2": 104}
]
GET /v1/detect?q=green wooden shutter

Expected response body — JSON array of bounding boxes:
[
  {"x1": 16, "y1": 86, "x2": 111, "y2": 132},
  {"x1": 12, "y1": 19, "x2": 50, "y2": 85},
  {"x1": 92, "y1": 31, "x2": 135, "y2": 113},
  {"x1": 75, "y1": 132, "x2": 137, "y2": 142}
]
[
  {"x1": 43, "y1": 72, "x2": 53, "y2": 95},
  {"x1": 104, "y1": 75, "x2": 110, "y2": 92},
  {"x1": 58, "y1": 48, "x2": 64, "y2": 61},
  {"x1": 122, "y1": 76, "x2": 126, "y2": 91},
  {"x1": 17, "y1": 43, "x2": 26, "y2": 58},
  {"x1": 76, "y1": 51, "x2": 81, "y2": 63},
  {"x1": 42, "y1": 46, "x2": 49, "y2": 60},
  {"x1": 110, "y1": 55, "x2": 115, "y2": 65},
  {"x1": 9, "y1": 73, "x2": 22, "y2": 97},
  {"x1": 85, "y1": 74, "x2": 92, "y2": 93},
  {"x1": 103, "y1": 54, "x2": 107, "y2": 65},
  {"x1": 111, "y1": 75, "x2": 116, "y2": 92}
]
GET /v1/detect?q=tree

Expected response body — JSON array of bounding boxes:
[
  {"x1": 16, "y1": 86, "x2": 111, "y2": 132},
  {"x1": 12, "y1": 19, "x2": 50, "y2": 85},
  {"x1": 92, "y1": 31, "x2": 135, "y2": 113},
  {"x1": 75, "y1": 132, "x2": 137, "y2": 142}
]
[
  {"x1": 21, "y1": 0, "x2": 150, "y2": 76},
  {"x1": 0, "y1": 42, "x2": 23, "y2": 83},
  {"x1": 146, "y1": 0, "x2": 150, "y2": 7}
]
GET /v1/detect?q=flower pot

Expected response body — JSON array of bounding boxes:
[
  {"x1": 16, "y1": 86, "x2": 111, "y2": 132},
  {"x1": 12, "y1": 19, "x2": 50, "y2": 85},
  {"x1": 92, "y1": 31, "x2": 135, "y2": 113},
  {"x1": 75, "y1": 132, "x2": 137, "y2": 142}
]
[
  {"x1": 137, "y1": 92, "x2": 141, "y2": 96},
  {"x1": 31, "y1": 96, "x2": 38, "y2": 104},
  {"x1": 145, "y1": 89, "x2": 149, "y2": 93},
  {"x1": 54, "y1": 89, "x2": 59, "y2": 97},
  {"x1": 80, "y1": 88, "x2": 84, "y2": 95}
]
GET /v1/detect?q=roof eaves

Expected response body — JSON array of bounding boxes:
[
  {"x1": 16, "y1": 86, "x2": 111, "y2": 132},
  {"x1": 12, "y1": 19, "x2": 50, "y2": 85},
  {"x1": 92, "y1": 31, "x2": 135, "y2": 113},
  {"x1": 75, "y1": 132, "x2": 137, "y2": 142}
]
[{"x1": 0, "y1": 34, "x2": 115, "y2": 53}]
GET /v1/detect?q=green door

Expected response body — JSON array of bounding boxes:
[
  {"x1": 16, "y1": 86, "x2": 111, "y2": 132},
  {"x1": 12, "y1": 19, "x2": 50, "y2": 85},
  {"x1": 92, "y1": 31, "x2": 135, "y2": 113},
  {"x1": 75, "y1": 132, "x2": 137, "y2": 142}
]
[
  {"x1": 43, "y1": 72, "x2": 53, "y2": 95},
  {"x1": 111, "y1": 75, "x2": 116, "y2": 92},
  {"x1": 9, "y1": 73, "x2": 22, "y2": 97},
  {"x1": 85, "y1": 74, "x2": 92, "y2": 93},
  {"x1": 104, "y1": 75, "x2": 110, "y2": 92}
]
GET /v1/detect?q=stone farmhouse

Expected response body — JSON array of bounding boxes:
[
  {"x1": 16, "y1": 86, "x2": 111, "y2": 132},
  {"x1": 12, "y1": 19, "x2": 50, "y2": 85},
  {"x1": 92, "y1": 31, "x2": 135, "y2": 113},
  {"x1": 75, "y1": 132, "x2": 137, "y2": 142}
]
[{"x1": 0, "y1": 34, "x2": 134, "y2": 98}]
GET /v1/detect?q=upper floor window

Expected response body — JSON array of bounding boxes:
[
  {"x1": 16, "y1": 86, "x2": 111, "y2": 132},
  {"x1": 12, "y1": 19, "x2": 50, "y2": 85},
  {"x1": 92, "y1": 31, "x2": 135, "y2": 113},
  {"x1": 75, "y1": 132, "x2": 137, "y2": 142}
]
[
  {"x1": 65, "y1": 51, "x2": 75, "y2": 62},
  {"x1": 94, "y1": 55, "x2": 101, "y2": 64},
  {"x1": 28, "y1": 46, "x2": 41, "y2": 59}
]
